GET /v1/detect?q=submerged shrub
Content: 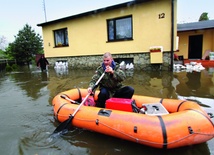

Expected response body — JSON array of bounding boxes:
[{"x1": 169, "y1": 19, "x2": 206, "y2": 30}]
[
  {"x1": 5, "y1": 64, "x2": 19, "y2": 72},
  {"x1": 5, "y1": 64, "x2": 12, "y2": 72},
  {"x1": 11, "y1": 64, "x2": 19, "y2": 70}
]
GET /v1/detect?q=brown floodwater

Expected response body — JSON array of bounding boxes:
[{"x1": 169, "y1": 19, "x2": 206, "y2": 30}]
[{"x1": 0, "y1": 66, "x2": 213, "y2": 155}]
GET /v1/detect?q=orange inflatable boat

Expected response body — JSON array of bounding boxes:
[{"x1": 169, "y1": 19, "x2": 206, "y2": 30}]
[{"x1": 52, "y1": 88, "x2": 214, "y2": 149}]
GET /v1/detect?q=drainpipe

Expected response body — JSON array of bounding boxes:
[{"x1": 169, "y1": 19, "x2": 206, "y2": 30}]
[{"x1": 170, "y1": 0, "x2": 175, "y2": 71}]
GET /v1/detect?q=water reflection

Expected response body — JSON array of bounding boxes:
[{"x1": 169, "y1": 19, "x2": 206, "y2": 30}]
[
  {"x1": 175, "y1": 69, "x2": 214, "y2": 98},
  {"x1": 64, "y1": 130, "x2": 211, "y2": 155},
  {"x1": 123, "y1": 70, "x2": 178, "y2": 99},
  {"x1": 54, "y1": 67, "x2": 69, "y2": 76},
  {"x1": 186, "y1": 72, "x2": 201, "y2": 90},
  {"x1": 41, "y1": 71, "x2": 49, "y2": 81},
  {"x1": 5, "y1": 67, "x2": 214, "y2": 104},
  {"x1": 7, "y1": 69, "x2": 49, "y2": 100},
  {"x1": 19, "y1": 129, "x2": 89, "y2": 155}
]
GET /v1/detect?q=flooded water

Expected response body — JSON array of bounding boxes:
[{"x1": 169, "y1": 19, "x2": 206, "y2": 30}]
[{"x1": 0, "y1": 66, "x2": 214, "y2": 155}]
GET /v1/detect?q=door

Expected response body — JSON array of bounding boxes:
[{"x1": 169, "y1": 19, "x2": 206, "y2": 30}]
[{"x1": 188, "y1": 35, "x2": 203, "y2": 59}]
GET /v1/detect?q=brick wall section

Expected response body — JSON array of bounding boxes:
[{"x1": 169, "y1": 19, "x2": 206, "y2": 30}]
[{"x1": 47, "y1": 52, "x2": 172, "y2": 71}]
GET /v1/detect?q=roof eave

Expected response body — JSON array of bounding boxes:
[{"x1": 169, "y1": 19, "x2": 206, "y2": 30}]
[
  {"x1": 37, "y1": 0, "x2": 151, "y2": 27},
  {"x1": 178, "y1": 27, "x2": 214, "y2": 32}
]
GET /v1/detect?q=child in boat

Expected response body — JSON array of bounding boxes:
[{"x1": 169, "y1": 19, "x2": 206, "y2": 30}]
[{"x1": 87, "y1": 52, "x2": 134, "y2": 108}]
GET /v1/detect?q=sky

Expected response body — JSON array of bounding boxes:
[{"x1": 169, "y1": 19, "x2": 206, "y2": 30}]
[{"x1": 1, "y1": 0, "x2": 214, "y2": 45}]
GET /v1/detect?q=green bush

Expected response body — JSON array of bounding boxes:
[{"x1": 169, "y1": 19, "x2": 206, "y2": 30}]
[
  {"x1": 5, "y1": 64, "x2": 19, "y2": 72},
  {"x1": 5, "y1": 64, "x2": 12, "y2": 72},
  {"x1": 11, "y1": 64, "x2": 19, "y2": 70}
]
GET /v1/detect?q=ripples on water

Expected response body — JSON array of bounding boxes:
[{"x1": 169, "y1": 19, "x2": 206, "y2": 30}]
[{"x1": 0, "y1": 66, "x2": 213, "y2": 155}]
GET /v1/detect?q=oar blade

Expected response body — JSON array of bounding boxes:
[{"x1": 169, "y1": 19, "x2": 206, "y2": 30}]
[{"x1": 53, "y1": 115, "x2": 73, "y2": 134}]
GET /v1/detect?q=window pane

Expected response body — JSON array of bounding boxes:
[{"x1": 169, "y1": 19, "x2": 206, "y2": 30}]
[
  {"x1": 55, "y1": 30, "x2": 64, "y2": 45},
  {"x1": 65, "y1": 29, "x2": 68, "y2": 45},
  {"x1": 54, "y1": 28, "x2": 69, "y2": 46},
  {"x1": 116, "y1": 17, "x2": 132, "y2": 39},
  {"x1": 108, "y1": 20, "x2": 114, "y2": 40}
]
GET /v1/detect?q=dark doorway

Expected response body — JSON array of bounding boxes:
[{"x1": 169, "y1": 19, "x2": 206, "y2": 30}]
[{"x1": 188, "y1": 35, "x2": 203, "y2": 59}]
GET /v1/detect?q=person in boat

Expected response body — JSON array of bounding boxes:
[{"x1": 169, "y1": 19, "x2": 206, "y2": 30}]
[
  {"x1": 37, "y1": 55, "x2": 49, "y2": 72},
  {"x1": 87, "y1": 52, "x2": 134, "y2": 108}
]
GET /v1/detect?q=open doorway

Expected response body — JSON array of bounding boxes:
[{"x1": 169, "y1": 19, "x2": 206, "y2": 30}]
[{"x1": 188, "y1": 35, "x2": 203, "y2": 59}]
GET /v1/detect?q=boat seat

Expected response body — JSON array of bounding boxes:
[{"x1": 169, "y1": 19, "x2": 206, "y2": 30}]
[{"x1": 141, "y1": 103, "x2": 169, "y2": 116}]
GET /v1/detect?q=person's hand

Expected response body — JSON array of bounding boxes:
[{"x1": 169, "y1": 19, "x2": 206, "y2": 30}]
[
  {"x1": 88, "y1": 87, "x2": 93, "y2": 94},
  {"x1": 105, "y1": 66, "x2": 114, "y2": 74}
]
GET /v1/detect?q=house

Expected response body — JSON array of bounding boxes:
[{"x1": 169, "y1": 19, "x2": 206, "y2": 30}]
[
  {"x1": 177, "y1": 20, "x2": 214, "y2": 61},
  {"x1": 37, "y1": 0, "x2": 177, "y2": 71}
]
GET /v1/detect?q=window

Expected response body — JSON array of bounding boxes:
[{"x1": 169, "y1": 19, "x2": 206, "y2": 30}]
[
  {"x1": 54, "y1": 28, "x2": 69, "y2": 47},
  {"x1": 107, "y1": 16, "x2": 133, "y2": 42}
]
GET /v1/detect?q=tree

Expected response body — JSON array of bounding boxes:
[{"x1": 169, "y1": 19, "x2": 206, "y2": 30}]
[
  {"x1": 0, "y1": 35, "x2": 7, "y2": 50},
  {"x1": 198, "y1": 12, "x2": 209, "y2": 21},
  {"x1": 0, "y1": 36, "x2": 7, "y2": 59},
  {"x1": 7, "y1": 24, "x2": 43, "y2": 65},
  {"x1": 0, "y1": 49, "x2": 5, "y2": 58}
]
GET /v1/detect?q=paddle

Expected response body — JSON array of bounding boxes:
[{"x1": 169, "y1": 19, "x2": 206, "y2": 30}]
[{"x1": 53, "y1": 72, "x2": 105, "y2": 134}]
